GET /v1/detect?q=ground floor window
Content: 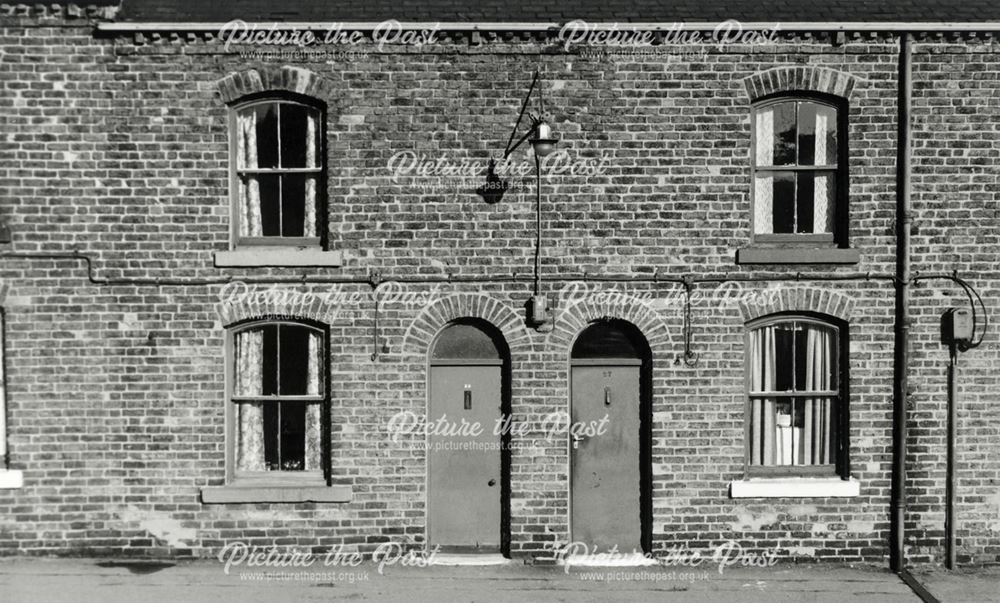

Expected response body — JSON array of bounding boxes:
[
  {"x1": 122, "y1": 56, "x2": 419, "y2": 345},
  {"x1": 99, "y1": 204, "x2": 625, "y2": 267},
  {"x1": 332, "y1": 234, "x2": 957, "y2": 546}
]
[
  {"x1": 745, "y1": 314, "x2": 846, "y2": 477},
  {"x1": 230, "y1": 321, "x2": 326, "y2": 478}
]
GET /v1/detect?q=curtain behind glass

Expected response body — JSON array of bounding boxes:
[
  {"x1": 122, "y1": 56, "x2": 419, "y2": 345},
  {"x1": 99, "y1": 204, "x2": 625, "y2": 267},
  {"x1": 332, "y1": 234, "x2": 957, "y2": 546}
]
[
  {"x1": 749, "y1": 325, "x2": 776, "y2": 465},
  {"x1": 304, "y1": 111, "x2": 318, "y2": 238},
  {"x1": 304, "y1": 330, "x2": 322, "y2": 471},
  {"x1": 235, "y1": 329, "x2": 265, "y2": 471},
  {"x1": 237, "y1": 110, "x2": 263, "y2": 237},
  {"x1": 804, "y1": 327, "x2": 834, "y2": 464}
]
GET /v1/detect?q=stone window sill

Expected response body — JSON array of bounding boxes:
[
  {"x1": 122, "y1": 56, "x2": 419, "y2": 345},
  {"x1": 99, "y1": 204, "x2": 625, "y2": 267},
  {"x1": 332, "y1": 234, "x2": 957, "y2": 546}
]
[
  {"x1": 735, "y1": 248, "x2": 860, "y2": 265},
  {"x1": 0, "y1": 469, "x2": 24, "y2": 489},
  {"x1": 200, "y1": 484, "x2": 352, "y2": 504},
  {"x1": 729, "y1": 477, "x2": 860, "y2": 498},
  {"x1": 214, "y1": 248, "x2": 343, "y2": 268}
]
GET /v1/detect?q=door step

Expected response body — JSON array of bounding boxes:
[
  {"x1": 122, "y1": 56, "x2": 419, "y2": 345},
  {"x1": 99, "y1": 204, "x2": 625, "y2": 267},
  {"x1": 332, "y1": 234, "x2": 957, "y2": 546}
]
[
  {"x1": 430, "y1": 553, "x2": 514, "y2": 566},
  {"x1": 563, "y1": 553, "x2": 658, "y2": 567}
]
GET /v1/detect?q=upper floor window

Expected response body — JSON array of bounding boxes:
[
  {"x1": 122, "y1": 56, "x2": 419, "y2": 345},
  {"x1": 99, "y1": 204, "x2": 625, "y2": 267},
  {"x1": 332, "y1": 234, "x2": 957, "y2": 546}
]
[
  {"x1": 752, "y1": 96, "x2": 846, "y2": 246},
  {"x1": 745, "y1": 315, "x2": 847, "y2": 477},
  {"x1": 232, "y1": 97, "x2": 324, "y2": 247},
  {"x1": 230, "y1": 321, "x2": 327, "y2": 481}
]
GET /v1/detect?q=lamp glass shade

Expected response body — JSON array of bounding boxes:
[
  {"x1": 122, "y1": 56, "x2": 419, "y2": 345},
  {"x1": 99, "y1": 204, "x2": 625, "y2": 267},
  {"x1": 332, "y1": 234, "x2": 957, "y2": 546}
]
[{"x1": 529, "y1": 122, "x2": 559, "y2": 157}]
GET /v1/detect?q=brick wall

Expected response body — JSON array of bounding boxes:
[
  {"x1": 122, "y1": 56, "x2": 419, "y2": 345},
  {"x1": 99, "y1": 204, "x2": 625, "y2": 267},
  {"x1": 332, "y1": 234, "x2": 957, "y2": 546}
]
[{"x1": 0, "y1": 9, "x2": 997, "y2": 566}]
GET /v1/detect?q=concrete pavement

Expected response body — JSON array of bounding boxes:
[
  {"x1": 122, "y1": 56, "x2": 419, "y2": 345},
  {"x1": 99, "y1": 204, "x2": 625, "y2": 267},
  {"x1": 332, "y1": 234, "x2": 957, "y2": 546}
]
[
  {"x1": 909, "y1": 566, "x2": 1000, "y2": 603},
  {"x1": 0, "y1": 557, "x2": 930, "y2": 603}
]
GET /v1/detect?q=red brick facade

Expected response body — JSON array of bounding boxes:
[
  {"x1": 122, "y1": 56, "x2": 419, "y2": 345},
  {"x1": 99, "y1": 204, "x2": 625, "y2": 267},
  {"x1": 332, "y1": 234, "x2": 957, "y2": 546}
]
[{"x1": 0, "y1": 7, "x2": 998, "y2": 567}]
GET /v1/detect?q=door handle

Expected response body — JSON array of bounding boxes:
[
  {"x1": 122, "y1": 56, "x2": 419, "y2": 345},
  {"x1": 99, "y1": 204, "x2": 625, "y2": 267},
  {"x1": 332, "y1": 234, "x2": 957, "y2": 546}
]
[
  {"x1": 571, "y1": 433, "x2": 586, "y2": 449},
  {"x1": 488, "y1": 479, "x2": 497, "y2": 487}
]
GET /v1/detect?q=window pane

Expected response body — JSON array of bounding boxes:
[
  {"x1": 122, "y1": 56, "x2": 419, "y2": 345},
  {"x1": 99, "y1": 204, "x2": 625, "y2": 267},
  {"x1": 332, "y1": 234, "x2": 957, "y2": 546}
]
[
  {"x1": 752, "y1": 321, "x2": 838, "y2": 395},
  {"x1": 261, "y1": 324, "x2": 278, "y2": 395},
  {"x1": 263, "y1": 402, "x2": 280, "y2": 469},
  {"x1": 753, "y1": 174, "x2": 773, "y2": 234},
  {"x1": 771, "y1": 172, "x2": 795, "y2": 233},
  {"x1": 774, "y1": 326, "x2": 795, "y2": 391},
  {"x1": 750, "y1": 396, "x2": 837, "y2": 467},
  {"x1": 278, "y1": 325, "x2": 311, "y2": 395},
  {"x1": 253, "y1": 103, "x2": 280, "y2": 169},
  {"x1": 795, "y1": 172, "x2": 814, "y2": 234},
  {"x1": 280, "y1": 403, "x2": 306, "y2": 471},
  {"x1": 257, "y1": 174, "x2": 281, "y2": 237},
  {"x1": 754, "y1": 172, "x2": 796, "y2": 235},
  {"x1": 239, "y1": 324, "x2": 324, "y2": 398},
  {"x1": 814, "y1": 173, "x2": 835, "y2": 234},
  {"x1": 819, "y1": 104, "x2": 838, "y2": 164},
  {"x1": 802, "y1": 323, "x2": 837, "y2": 391},
  {"x1": 755, "y1": 106, "x2": 774, "y2": 166},
  {"x1": 281, "y1": 174, "x2": 306, "y2": 237},
  {"x1": 794, "y1": 172, "x2": 836, "y2": 234},
  {"x1": 772, "y1": 102, "x2": 797, "y2": 166},
  {"x1": 798, "y1": 102, "x2": 837, "y2": 165},
  {"x1": 280, "y1": 103, "x2": 309, "y2": 168},
  {"x1": 798, "y1": 102, "x2": 817, "y2": 165},
  {"x1": 262, "y1": 403, "x2": 307, "y2": 471},
  {"x1": 774, "y1": 399, "x2": 794, "y2": 465}
]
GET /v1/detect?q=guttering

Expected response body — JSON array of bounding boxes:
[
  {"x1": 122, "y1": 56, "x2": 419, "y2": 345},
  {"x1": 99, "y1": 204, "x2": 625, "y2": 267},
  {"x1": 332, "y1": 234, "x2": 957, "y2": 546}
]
[
  {"x1": 890, "y1": 32, "x2": 913, "y2": 574},
  {"x1": 94, "y1": 21, "x2": 1000, "y2": 33}
]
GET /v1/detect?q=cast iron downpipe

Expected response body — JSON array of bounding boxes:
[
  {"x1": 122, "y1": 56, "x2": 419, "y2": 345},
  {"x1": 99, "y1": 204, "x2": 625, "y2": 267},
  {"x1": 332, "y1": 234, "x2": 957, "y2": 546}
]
[
  {"x1": 946, "y1": 338, "x2": 958, "y2": 569},
  {"x1": 891, "y1": 31, "x2": 913, "y2": 575}
]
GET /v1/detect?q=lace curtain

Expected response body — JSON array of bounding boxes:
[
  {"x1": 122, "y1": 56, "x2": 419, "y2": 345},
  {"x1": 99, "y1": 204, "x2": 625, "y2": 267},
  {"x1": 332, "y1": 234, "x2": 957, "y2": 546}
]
[
  {"x1": 237, "y1": 104, "x2": 320, "y2": 238},
  {"x1": 235, "y1": 328, "x2": 265, "y2": 471},
  {"x1": 234, "y1": 326, "x2": 323, "y2": 472},
  {"x1": 753, "y1": 101, "x2": 836, "y2": 235},
  {"x1": 304, "y1": 331, "x2": 322, "y2": 470},
  {"x1": 237, "y1": 110, "x2": 263, "y2": 238},
  {"x1": 304, "y1": 111, "x2": 318, "y2": 238}
]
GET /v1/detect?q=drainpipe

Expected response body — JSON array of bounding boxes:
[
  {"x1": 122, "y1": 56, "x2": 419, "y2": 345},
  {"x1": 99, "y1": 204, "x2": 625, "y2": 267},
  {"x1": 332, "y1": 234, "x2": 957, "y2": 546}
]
[
  {"x1": 890, "y1": 31, "x2": 913, "y2": 574},
  {"x1": 946, "y1": 343, "x2": 957, "y2": 569}
]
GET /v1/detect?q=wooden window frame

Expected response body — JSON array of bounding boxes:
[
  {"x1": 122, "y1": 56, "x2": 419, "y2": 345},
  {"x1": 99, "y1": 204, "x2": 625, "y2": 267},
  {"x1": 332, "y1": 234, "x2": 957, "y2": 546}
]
[
  {"x1": 228, "y1": 94, "x2": 327, "y2": 250},
  {"x1": 742, "y1": 313, "x2": 851, "y2": 479},
  {"x1": 225, "y1": 319, "x2": 331, "y2": 487},
  {"x1": 750, "y1": 93, "x2": 849, "y2": 248}
]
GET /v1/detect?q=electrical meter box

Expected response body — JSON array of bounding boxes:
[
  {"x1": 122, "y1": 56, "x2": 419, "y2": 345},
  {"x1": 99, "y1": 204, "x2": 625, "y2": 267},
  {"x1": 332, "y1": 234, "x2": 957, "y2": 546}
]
[
  {"x1": 526, "y1": 294, "x2": 550, "y2": 328},
  {"x1": 942, "y1": 307, "x2": 974, "y2": 347}
]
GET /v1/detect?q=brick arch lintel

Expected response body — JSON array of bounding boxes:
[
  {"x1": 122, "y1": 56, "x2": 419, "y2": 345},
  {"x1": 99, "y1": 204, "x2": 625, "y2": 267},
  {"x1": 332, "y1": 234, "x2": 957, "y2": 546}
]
[
  {"x1": 738, "y1": 285, "x2": 855, "y2": 323},
  {"x1": 216, "y1": 283, "x2": 341, "y2": 328},
  {"x1": 215, "y1": 66, "x2": 336, "y2": 105},
  {"x1": 400, "y1": 293, "x2": 533, "y2": 359},
  {"x1": 742, "y1": 66, "x2": 860, "y2": 102},
  {"x1": 544, "y1": 298, "x2": 673, "y2": 356}
]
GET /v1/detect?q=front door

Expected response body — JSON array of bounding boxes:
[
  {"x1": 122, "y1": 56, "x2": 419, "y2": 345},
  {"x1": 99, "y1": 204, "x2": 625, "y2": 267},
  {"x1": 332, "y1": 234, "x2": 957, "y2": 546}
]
[
  {"x1": 570, "y1": 362, "x2": 641, "y2": 553},
  {"x1": 427, "y1": 322, "x2": 505, "y2": 553}
]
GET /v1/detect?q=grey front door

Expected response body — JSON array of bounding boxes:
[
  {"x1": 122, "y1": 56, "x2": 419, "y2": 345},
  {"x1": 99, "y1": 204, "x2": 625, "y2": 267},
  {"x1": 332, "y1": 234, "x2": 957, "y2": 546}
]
[
  {"x1": 427, "y1": 321, "x2": 506, "y2": 553},
  {"x1": 570, "y1": 360, "x2": 642, "y2": 553},
  {"x1": 428, "y1": 364, "x2": 501, "y2": 551}
]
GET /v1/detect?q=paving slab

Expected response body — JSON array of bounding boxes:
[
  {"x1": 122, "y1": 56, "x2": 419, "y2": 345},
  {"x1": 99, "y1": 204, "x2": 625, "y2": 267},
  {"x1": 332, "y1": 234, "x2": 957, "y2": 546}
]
[
  {"x1": 908, "y1": 567, "x2": 1000, "y2": 603},
  {"x1": 0, "y1": 557, "x2": 923, "y2": 603}
]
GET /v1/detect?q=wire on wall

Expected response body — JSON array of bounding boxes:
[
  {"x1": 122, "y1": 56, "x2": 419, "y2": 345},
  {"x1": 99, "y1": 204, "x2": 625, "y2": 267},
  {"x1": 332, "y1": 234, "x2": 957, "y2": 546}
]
[{"x1": 1, "y1": 251, "x2": 989, "y2": 362}]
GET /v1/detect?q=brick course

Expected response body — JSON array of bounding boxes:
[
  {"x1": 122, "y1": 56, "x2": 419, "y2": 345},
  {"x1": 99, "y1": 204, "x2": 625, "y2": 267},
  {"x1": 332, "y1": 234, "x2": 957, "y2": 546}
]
[{"x1": 0, "y1": 11, "x2": 997, "y2": 568}]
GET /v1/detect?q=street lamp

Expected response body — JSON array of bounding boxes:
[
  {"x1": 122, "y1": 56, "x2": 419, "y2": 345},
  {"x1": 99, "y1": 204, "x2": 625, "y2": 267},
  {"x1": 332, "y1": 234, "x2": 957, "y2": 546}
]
[{"x1": 478, "y1": 71, "x2": 559, "y2": 330}]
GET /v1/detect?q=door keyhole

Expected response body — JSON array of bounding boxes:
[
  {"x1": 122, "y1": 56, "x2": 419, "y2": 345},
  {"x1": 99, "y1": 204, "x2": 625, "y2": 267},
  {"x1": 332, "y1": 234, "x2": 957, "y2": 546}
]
[
  {"x1": 604, "y1": 386, "x2": 612, "y2": 406},
  {"x1": 464, "y1": 389, "x2": 472, "y2": 410}
]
